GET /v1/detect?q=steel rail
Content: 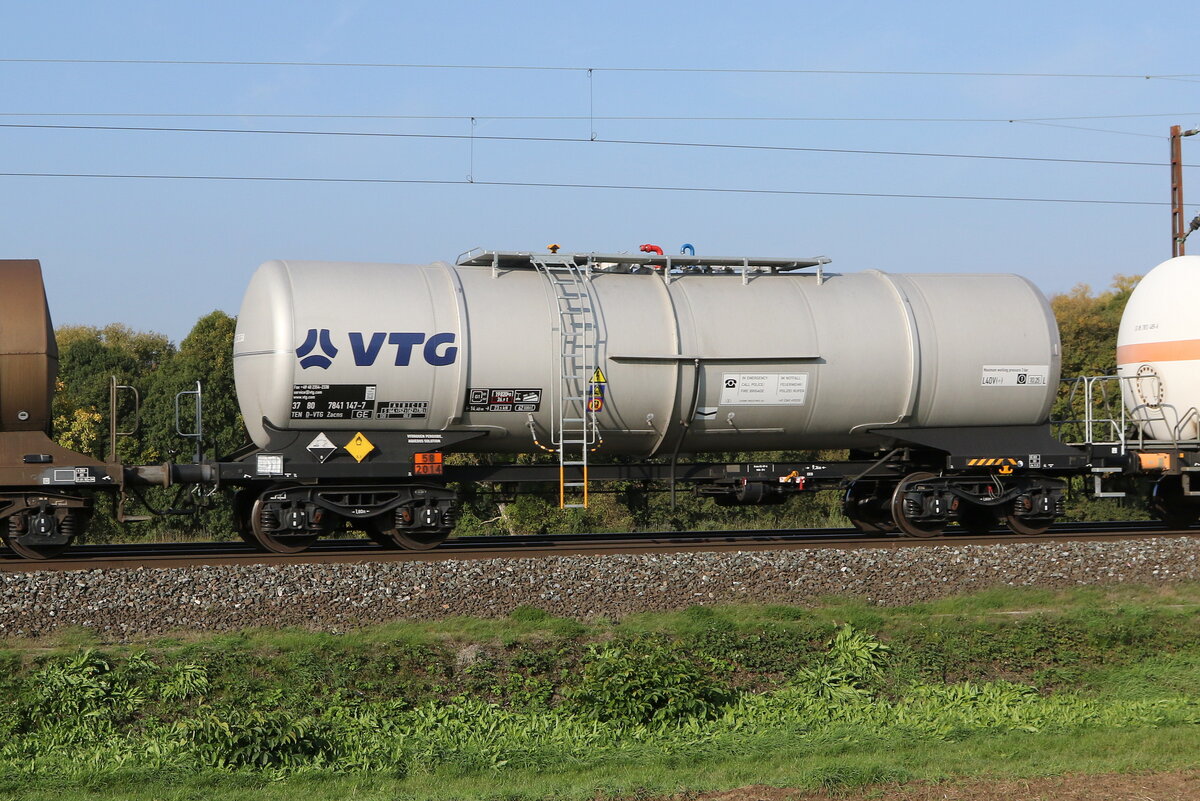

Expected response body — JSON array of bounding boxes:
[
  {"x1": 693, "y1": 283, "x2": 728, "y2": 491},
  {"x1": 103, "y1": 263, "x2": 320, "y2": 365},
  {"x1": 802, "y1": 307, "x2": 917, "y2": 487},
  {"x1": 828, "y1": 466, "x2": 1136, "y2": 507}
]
[{"x1": 0, "y1": 520, "x2": 1193, "y2": 573}]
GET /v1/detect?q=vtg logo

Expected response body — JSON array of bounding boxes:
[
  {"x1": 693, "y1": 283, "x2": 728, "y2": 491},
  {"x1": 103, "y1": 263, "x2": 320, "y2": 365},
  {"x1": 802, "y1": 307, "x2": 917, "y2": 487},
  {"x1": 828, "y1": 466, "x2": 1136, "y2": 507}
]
[
  {"x1": 295, "y1": 329, "x2": 338, "y2": 369},
  {"x1": 296, "y1": 329, "x2": 458, "y2": 369}
]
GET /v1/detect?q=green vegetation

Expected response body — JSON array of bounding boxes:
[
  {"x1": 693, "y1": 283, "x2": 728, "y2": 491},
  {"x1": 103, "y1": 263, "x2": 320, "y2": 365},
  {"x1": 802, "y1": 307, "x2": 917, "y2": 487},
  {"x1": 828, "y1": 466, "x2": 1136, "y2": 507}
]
[
  {"x1": 1051, "y1": 275, "x2": 1138, "y2": 381},
  {"x1": 53, "y1": 316, "x2": 244, "y2": 541},
  {"x1": 2, "y1": 585, "x2": 1200, "y2": 799}
]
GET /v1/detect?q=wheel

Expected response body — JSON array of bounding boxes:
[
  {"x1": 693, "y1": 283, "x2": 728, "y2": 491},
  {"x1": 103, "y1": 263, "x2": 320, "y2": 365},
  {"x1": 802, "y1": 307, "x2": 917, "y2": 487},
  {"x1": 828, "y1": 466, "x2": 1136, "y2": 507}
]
[
  {"x1": 842, "y1": 482, "x2": 897, "y2": 533},
  {"x1": 3, "y1": 533, "x2": 69, "y2": 560},
  {"x1": 1149, "y1": 476, "x2": 1200, "y2": 530},
  {"x1": 1156, "y1": 510, "x2": 1200, "y2": 531},
  {"x1": 248, "y1": 496, "x2": 319, "y2": 554},
  {"x1": 232, "y1": 490, "x2": 259, "y2": 545},
  {"x1": 956, "y1": 504, "x2": 998, "y2": 535},
  {"x1": 364, "y1": 521, "x2": 399, "y2": 548},
  {"x1": 364, "y1": 515, "x2": 447, "y2": 551},
  {"x1": 890, "y1": 472, "x2": 945, "y2": 538},
  {"x1": 3, "y1": 509, "x2": 83, "y2": 560},
  {"x1": 4, "y1": 536, "x2": 67, "y2": 559},
  {"x1": 1004, "y1": 513, "x2": 1053, "y2": 536},
  {"x1": 847, "y1": 515, "x2": 887, "y2": 532},
  {"x1": 391, "y1": 529, "x2": 449, "y2": 551}
]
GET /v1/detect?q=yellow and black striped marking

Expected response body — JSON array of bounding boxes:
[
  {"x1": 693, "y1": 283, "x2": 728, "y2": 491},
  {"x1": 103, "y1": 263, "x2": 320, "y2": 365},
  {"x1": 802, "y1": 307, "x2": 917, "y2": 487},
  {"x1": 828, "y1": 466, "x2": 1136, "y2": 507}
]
[{"x1": 965, "y1": 457, "x2": 1020, "y2": 467}]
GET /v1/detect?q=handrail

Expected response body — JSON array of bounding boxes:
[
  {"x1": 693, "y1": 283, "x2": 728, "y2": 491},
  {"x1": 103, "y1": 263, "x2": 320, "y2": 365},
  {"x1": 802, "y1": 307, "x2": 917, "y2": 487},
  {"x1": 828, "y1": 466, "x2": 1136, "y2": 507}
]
[
  {"x1": 107, "y1": 376, "x2": 140, "y2": 463},
  {"x1": 456, "y1": 249, "x2": 832, "y2": 273},
  {"x1": 1053, "y1": 373, "x2": 1200, "y2": 452},
  {"x1": 174, "y1": 381, "x2": 204, "y2": 464}
]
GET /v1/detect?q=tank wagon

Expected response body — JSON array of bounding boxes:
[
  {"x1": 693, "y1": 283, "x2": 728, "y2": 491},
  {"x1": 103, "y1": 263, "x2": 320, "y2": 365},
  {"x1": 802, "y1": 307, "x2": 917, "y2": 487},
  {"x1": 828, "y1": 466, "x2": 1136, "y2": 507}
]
[
  {"x1": 1062, "y1": 255, "x2": 1200, "y2": 527},
  {"x1": 0, "y1": 261, "x2": 150, "y2": 557},
  {"x1": 224, "y1": 249, "x2": 1086, "y2": 552},
  {"x1": 0, "y1": 250, "x2": 1099, "y2": 558}
]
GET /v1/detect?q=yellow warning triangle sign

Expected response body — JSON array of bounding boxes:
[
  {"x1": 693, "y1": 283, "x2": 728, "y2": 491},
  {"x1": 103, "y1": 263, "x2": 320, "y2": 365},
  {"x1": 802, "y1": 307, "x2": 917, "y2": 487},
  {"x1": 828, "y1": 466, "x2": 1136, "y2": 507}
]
[
  {"x1": 344, "y1": 432, "x2": 375, "y2": 463},
  {"x1": 590, "y1": 367, "x2": 607, "y2": 384}
]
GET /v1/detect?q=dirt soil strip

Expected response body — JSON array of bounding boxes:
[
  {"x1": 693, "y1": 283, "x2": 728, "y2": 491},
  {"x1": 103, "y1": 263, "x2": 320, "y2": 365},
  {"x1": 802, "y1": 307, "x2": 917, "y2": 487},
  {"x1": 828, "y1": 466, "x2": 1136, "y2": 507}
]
[{"x1": 669, "y1": 771, "x2": 1200, "y2": 800}]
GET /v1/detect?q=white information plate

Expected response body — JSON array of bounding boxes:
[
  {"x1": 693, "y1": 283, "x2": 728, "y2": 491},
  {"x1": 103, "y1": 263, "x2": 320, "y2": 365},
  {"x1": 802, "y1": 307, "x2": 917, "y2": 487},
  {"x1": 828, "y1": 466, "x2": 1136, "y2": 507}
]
[
  {"x1": 980, "y1": 365, "x2": 1049, "y2": 387},
  {"x1": 720, "y1": 373, "x2": 808, "y2": 405}
]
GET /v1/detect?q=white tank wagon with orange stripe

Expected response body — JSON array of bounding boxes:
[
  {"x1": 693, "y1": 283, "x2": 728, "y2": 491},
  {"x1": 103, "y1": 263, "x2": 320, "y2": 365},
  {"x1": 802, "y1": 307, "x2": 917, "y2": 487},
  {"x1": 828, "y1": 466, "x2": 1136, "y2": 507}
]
[{"x1": 1117, "y1": 255, "x2": 1200, "y2": 442}]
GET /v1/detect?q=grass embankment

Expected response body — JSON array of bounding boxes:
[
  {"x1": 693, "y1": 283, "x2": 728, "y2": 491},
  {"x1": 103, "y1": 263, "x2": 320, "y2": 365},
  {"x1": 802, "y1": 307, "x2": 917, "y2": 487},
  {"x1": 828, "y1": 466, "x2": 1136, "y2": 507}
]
[{"x1": 2, "y1": 584, "x2": 1200, "y2": 800}]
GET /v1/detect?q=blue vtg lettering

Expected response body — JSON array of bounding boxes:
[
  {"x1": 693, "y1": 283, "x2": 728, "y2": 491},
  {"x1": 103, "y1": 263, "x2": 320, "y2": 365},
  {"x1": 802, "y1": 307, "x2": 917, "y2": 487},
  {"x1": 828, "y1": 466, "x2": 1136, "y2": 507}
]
[
  {"x1": 296, "y1": 329, "x2": 457, "y2": 369},
  {"x1": 349, "y1": 332, "x2": 458, "y2": 366}
]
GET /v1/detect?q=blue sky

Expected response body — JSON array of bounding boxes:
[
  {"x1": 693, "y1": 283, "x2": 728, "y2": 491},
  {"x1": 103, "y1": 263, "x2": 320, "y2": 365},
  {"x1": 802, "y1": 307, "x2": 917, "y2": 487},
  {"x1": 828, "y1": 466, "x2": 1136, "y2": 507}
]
[{"x1": 2, "y1": 1, "x2": 1196, "y2": 342}]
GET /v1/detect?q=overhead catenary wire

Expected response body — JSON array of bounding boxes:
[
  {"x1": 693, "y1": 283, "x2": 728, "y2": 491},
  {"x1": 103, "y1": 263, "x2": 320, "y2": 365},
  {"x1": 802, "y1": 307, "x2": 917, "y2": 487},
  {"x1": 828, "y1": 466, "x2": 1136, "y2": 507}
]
[
  {"x1": 1, "y1": 122, "x2": 1191, "y2": 168},
  {"x1": 0, "y1": 111, "x2": 1196, "y2": 123},
  {"x1": 0, "y1": 170, "x2": 1167, "y2": 206},
  {"x1": 1014, "y1": 120, "x2": 1167, "y2": 139},
  {"x1": 1, "y1": 57, "x2": 1196, "y2": 80}
]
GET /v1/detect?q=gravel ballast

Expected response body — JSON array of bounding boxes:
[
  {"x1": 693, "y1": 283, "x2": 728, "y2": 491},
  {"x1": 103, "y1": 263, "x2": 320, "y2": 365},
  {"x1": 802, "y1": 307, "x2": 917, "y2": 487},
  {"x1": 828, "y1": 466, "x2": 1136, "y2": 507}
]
[{"x1": 2, "y1": 537, "x2": 1199, "y2": 639}]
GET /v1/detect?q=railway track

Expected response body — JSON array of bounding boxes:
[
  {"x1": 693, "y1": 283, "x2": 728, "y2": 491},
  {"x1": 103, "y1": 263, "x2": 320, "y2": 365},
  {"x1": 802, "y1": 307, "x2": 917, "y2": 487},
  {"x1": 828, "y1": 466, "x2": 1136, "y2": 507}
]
[{"x1": 0, "y1": 520, "x2": 1193, "y2": 573}]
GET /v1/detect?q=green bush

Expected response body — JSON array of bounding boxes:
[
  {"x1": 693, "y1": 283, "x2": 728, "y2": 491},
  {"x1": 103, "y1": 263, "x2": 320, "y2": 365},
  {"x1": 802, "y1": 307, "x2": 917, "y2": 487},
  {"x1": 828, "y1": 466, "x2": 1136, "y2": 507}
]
[
  {"x1": 175, "y1": 706, "x2": 332, "y2": 769},
  {"x1": 565, "y1": 638, "x2": 733, "y2": 725},
  {"x1": 791, "y1": 624, "x2": 891, "y2": 702}
]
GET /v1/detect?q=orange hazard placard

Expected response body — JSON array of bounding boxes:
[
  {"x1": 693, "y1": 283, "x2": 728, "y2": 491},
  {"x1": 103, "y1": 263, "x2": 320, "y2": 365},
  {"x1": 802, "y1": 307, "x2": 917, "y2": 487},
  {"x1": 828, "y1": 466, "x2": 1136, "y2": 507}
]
[{"x1": 413, "y1": 452, "x2": 444, "y2": 475}]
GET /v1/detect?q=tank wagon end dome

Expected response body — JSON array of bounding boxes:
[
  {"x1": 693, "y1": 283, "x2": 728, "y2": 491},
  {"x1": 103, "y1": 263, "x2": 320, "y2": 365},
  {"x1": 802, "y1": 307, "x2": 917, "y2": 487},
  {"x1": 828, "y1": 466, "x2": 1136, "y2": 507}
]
[
  {"x1": 0, "y1": 260, "x2": 58, "y2": 433},
  {"x1": 1117, "y1": 255, "x2": 1200, "y2": 441},
  {"x1": 233, "y1": 260, "x2": 300, "y2": 447}
]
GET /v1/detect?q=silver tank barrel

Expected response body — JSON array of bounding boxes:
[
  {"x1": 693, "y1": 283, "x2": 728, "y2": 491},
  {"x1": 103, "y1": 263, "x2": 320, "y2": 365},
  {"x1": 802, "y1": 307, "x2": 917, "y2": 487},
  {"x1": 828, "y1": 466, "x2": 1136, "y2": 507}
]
[{"x1": 233, "y1": 257, "x2": 1060, "y2": 456}]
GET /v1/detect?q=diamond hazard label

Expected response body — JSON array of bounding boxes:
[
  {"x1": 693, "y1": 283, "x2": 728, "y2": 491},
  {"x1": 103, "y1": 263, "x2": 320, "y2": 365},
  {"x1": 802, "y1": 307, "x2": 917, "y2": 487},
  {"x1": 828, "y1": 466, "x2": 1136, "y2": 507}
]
[
  {"x1": 344, "y1": 432, "x2": 375, "y2": 463},
  {"x1": 306, "y1": 432, "x2": 337, "y2": 463}
]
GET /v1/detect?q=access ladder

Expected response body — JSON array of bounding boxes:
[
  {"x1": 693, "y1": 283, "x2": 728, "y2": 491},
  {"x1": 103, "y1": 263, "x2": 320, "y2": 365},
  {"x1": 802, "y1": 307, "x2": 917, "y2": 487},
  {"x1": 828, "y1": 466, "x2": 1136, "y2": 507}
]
[{"x1": 530, "y1": 255, "x2": 599, "y2": 508}]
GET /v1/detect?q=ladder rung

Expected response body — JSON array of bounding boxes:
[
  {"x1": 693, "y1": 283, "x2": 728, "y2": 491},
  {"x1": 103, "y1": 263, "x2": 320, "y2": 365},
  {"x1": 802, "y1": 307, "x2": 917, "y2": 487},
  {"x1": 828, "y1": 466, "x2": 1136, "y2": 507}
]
[
  {"x1": 563, "y1": 482, "x2": 587, "y2": 487},
  {"x1": 562, "y1": 417, "x2": 586, "y2": 422},
  {"x1": 562, "y1": 460, "x2": 587, "y2": 466},
  {"x1": 562, "y1": 503, "x2": 587, "y2": 509}
]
